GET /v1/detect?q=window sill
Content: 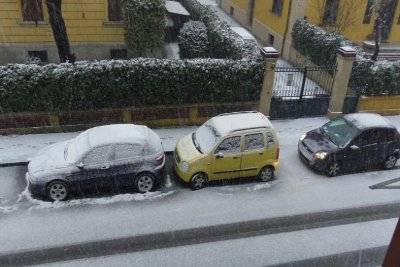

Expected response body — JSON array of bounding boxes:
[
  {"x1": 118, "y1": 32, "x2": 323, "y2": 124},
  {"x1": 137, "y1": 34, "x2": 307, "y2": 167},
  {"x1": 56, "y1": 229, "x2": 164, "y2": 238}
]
[
  {"x1": 103, "y1": 21, "x2": 125, "y2": 27},
  {"x1": 19, "y1": 20, "x2": 48, "y2": 26}
]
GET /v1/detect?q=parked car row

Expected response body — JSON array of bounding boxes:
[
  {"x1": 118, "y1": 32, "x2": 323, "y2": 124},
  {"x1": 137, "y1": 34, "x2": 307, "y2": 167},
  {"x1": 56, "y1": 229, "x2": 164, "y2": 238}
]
[{"x1": 27, "y1": 111, "x2": 400, "y2": 201}]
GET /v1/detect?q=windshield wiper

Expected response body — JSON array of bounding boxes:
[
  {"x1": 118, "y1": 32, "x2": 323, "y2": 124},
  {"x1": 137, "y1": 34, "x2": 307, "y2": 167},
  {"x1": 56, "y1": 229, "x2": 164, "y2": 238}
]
[{"x1": 192, "y1": 133, "x2": 203, "y2": 153}]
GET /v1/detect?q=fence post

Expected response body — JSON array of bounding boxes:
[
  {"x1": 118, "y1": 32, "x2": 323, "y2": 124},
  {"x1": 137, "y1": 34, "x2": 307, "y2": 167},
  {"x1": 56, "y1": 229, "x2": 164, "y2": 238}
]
[
  {"x1": 299, "y1": 67, "x2": 307, "y2": 99},
  {"x1": 327, "y1": 47, "x2": 356, "y2": 119},
  {"x1": 258, "y1": 47, "x2": 279, "y2": 116}
]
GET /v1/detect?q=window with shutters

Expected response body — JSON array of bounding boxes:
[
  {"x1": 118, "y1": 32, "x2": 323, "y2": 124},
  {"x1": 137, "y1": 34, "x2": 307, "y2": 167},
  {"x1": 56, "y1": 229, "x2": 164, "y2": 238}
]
[
  {"x1": 108, "y1": 0, "x2": 123, "y2": 21},
  {"x1": 363, "y1": 0, "x2": 374, "y2": 24},
  {"x1": 322, "y1": 0, "x2": 339, "y2": 25},
  {"x1": 22, "y1": 0, "x2": 44, "y2": 22}
]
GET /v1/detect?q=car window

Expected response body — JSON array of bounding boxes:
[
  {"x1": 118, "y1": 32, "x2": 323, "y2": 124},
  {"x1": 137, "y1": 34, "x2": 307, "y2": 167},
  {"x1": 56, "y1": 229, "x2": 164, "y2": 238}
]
[
  {"x1": 380, "y1": 129, "x2": 396, "y2": 143},
  {"x1": 265, "y1": 132, "x2": 275, "y2": 147},
  {"x1": 353, "y1": 130, "x2": 381, "y2": 146},
  {"x1": 83, "y1": 145, "x2": 113, "y2": 165},
  {"x1": 215, "y1": 136, "x2": 241, "y2": 155},
  {"x1": 244, "y1": 133, "x2": 265, "y2": 151},
  {"x1": 114, "y1": 144, "x2": 143, "y2": 160}
]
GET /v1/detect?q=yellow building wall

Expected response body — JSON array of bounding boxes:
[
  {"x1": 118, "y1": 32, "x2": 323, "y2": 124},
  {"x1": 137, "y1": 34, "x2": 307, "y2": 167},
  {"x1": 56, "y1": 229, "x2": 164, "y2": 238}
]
[
  {"x1": 230, "y1": 0, "x2": 248, "y2": 11},
  {"x1": 253, "y1": 0, "x2": 289, "y2": 36},
  {"x1": 305, "y1": 0, "x2": 400, "y2": 43},
  {"x1": 0, "y1": 0, "x2": 125, "y2": 44}
]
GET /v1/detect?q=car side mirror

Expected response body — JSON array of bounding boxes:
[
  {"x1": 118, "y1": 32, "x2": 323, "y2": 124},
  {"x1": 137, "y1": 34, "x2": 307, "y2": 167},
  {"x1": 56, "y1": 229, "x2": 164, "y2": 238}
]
[
  {"x1": 76, "y1": 162, "x2": 85, "y2": 169},
  {"x1": 216, "y1": 152, "x2": 224, "y2": 159},
  {"x1": 350, "y1": 145, "x2": 359, "y2": 150}
]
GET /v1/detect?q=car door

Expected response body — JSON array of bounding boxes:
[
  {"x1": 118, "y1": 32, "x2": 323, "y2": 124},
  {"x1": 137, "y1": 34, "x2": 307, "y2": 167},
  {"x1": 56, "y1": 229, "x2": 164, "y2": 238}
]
[
  {"x1": 345, "y1": 130, "x2": 380, "y2": 171},
  {"x1": 241, "y1": 132, "x2": 266, "y2": 177},
  {"x1": 378, "y1": 128, "x2": 397, "y2": 163},
  {"x1": 80, "y1": 145, "x2": 114, "y2": 193},
  {"x1": 110, "y1": 143, "x2": 144, "y2": 189},
  {"x1": 211, "y1": 136, "x2": 242, "y2": 180}
]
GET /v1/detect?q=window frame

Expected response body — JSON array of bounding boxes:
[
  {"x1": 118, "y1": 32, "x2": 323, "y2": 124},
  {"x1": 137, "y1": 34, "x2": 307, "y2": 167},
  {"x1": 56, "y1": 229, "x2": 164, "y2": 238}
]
[
  {"x1": 21, "y1": 0, "x2": 44, "y2": 22},
  {"x1": 322, "y1": 0, "x2": 339, "y2": 25},
  {"x1": 271, "y1": 0, "x2": 284, "y2": 16},
  {"x1": 107, "y1": 0, "x2": 123, "y2": 22},
  {"x1": 214, "y1": 136, "x2": 242, "y2": 155},
  {"x1": 244, "y1": 133, "x2": 265, "y2": 152}
]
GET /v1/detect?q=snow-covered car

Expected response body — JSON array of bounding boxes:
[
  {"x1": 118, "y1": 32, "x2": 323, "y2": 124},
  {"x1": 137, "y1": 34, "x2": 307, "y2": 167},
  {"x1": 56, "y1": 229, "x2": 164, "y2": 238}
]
[
  {"x1": 27, "y1": 124, "x2": 165, "y2": 201},
  {"x1": 174, "y1": 111, "x2": 280, "y2": 190},
  {"x1": 298, "y1": 113, "x2": 400, "y2": 176}
]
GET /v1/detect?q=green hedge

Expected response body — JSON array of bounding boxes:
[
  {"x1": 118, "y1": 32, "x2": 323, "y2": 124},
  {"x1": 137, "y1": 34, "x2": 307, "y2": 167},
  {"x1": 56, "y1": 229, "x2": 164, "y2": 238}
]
[
  {"x1": 181, "y1": 0, "x2": 261, "y2": 61},
  {"x1": 0, "y1": 59, "x2": 263, "y2": 113},
  {"x1": 292, "y1": 19, "x2": 400, "y2": 96},
  {"x1": 178, "y1": 21, "x2": 210, "y2": 59},
  {"x1": 123, "y1": 0, "x2": 166, "y2": 56}
]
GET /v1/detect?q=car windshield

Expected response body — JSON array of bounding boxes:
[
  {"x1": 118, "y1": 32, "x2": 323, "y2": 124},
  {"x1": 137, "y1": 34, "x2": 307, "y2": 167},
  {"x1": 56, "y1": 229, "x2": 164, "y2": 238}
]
[
  {"x1": 65, "y1": 132, "x2": 90, "y2": 163},
  {"x1": 321, "y1": 117, "x2": 360, "y2": 147},
  {"x1": 194, "y1": 123, "x2": 220, "y2": 154}
]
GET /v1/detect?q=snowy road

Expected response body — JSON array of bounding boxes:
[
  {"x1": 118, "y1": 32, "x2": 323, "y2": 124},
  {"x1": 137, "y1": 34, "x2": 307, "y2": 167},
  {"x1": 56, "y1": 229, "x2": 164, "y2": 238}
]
[{"x1": 1, "y1": 116, "x2": 400, "y2": 263}]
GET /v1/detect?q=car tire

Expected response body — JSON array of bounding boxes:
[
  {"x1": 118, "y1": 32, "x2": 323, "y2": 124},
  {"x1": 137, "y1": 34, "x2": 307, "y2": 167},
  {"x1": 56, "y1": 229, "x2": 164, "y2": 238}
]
[
  {"x1": 383, "y1": 155, "x2": 398, "y2": 170},
  {"x1": 326, "y1": 162, "x2": 341, "y2": 177},
  {"x1": 258, "y1": 166, "x2": 274, "y2": 182},
  {"x1": 47, "y1": 180, "x2": 69, "y2": 201},
  {"x1": 190, "y1": 173, "x2": 208, "y2": 190},
  {"x1": 135, "y1": 173, "x2": 155, "y2": 193}
]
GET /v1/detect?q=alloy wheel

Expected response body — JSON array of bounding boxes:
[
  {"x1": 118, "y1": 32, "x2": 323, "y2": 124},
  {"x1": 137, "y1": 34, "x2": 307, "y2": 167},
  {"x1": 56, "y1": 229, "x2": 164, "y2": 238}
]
[
  {"x1": 136, "y1": 175, "x2": 154, "y2": 193},
  {"x1": 327, "y1": 162, "x2": 340, "y2": 177},
  {"x1": 191, "y1": 173, "x2": 207, "y2": 190},
  {"x1": 384, "y1": 155, "x2": 398, "y2": 169},
  {"x1": 259, "y1": 167, "x2": 274, "y2": 182},
  {"x1": 48, "y1": 182, "x2": 68, "y2": 201}
]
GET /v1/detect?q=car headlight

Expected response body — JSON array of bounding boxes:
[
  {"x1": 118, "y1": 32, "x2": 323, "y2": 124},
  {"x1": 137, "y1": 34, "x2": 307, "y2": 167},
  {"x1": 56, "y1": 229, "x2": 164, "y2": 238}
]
[
  {"x1": 315, "y1": 151, "x2": 328, "y2": 160},
  {"x1": 180, "y1": 161, "x2": 190, "y2": 172},
  {"x1": 300, "y1": 133, "x2": 306, "y2": 141}
]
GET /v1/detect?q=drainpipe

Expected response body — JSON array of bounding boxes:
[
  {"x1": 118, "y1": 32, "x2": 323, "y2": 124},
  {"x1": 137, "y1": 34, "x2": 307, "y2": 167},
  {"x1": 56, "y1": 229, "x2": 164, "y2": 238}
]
[{"x1": 281, "y1": 0, "x2": 293, "y2": 55}]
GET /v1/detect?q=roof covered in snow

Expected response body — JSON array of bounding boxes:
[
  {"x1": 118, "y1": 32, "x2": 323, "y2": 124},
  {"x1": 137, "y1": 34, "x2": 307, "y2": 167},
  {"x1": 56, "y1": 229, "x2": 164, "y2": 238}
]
[
  {"x1": 165, "y1": 1, "x2": 190, "y2": 16},
  {"x1": 210, "y1": 111, "x2": 273, "y2": 135},
  {"x1": 86, "y1": 124, "x2": 151, "y2": 148},
  {"x1": 344, "y1": 113, "x2": 396, "y2": 130},
  {"x1": 231, "y1": 27, "x2": 256, "y2": 40}
]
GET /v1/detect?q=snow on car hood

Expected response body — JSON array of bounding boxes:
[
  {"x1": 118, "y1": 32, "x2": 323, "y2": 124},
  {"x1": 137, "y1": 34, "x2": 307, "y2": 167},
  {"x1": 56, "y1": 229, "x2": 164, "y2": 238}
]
[
  {"x1": 176, "y1": 134, "x2": 202, "y2": 162},
  {"x1": 28, "y1": 140, "x2": 71, "y2": 176},
  {"x1": 303, "y1": 129, "x2": 337, "y2": 153}
]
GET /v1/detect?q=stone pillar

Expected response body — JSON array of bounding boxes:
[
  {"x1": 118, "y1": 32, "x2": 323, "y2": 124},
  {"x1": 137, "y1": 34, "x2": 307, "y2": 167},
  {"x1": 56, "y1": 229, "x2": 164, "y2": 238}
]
[
  {"x1": 258, "y1": 47, "x2": 279, "y2": 116},
  {"x1": 327, "y1": 47, "x2": 356, "y2": 119},
  {"x1": 282, "y1": 0, "x2": 308, "y2": 60}
]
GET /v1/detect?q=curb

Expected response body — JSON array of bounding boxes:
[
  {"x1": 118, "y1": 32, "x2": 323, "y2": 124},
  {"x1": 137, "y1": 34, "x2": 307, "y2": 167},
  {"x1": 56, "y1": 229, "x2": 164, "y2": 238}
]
[{"x1": 1, "y1": 201, "x2": 399, "y2": 266}]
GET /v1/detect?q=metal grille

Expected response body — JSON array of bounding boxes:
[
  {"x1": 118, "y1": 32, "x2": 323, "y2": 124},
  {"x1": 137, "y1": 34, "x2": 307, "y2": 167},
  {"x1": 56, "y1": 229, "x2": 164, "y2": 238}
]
[{"x1": 273, "y1": 66, "x2": 336, "y2": 99}]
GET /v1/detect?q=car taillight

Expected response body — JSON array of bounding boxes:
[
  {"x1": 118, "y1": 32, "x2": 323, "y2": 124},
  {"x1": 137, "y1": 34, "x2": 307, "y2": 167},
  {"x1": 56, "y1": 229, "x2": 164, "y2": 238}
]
[
  {"x1": 156, "y1": 153, "x2": 164, "y2": 164},
  {"x1": 276, "y1": 148, "x2": 280, "y2": 160}
]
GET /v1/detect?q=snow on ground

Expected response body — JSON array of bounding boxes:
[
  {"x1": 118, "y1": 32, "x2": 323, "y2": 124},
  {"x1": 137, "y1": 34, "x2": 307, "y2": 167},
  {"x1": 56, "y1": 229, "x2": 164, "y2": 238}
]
[
  {"x1": 1, "y1": 116, "x2": 400, "y2": 253},
  {"x1": 164, "y1": 42, "x2": 180, "y2": 59},
  {"x1": 37, "y1": 218, "x2": 396, "y2": 267}
]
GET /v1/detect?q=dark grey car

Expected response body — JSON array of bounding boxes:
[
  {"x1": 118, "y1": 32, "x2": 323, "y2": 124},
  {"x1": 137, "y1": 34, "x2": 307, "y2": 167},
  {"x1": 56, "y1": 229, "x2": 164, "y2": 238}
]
[{"x1": 27, "y1": 124, "x2": 165, "y2": 201}]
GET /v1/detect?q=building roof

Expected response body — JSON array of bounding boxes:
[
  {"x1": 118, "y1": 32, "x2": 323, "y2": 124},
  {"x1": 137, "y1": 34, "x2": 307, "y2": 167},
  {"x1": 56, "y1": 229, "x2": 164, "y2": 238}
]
[
  {"x1": 165, "y1": 1, "x2": 190, "y2": 16},
  {"x1": 210, "y1": 111, "x2": 273, "y2": 135},
  {"x1": 344, "y1": 113, "x2": 395, "y2": 130}
]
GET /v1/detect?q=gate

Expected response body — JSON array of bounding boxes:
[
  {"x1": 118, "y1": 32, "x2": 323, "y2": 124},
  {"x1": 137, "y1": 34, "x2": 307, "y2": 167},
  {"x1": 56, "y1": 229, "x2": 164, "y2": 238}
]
[{"x1": 270, "y1": 65, "x2": 336, "y2": 119}]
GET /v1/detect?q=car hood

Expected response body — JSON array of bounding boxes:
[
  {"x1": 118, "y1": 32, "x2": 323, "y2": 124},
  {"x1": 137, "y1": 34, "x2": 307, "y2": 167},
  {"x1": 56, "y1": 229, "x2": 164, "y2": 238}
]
[
  {"x1": 28, "y1": 140, "x2": 71, "y2": 177},
  {"x1": 303, "y1": 129, "x2": 338, "y2": 153},
  {"x1": 176, "y1": 133, "x2": 202, "y2": 162}
]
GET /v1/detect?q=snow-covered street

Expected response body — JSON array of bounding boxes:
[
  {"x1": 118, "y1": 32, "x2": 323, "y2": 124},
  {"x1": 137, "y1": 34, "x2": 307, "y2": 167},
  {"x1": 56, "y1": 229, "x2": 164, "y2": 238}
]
[{"x1": 1, "y1": 116, "x2": 400, "y2": 263}]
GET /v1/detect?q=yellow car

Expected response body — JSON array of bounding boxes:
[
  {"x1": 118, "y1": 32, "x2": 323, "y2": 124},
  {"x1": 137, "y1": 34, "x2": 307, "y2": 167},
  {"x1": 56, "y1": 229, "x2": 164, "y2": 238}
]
[{"x1": 174, "y1": 111, "x2": 280, "y2": 190}]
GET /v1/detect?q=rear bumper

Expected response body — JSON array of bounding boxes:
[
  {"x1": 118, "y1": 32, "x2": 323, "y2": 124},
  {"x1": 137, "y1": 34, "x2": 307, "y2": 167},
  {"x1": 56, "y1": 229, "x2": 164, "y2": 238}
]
[{"x1": 26, "y1": 173, "x2": 47, "y2": 198}]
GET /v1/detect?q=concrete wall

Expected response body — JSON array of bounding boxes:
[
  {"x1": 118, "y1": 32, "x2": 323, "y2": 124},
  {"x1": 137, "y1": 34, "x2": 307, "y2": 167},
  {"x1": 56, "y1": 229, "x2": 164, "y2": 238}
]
[
  {"x1": 251, "y1": 18, "x2": 284, "y2": 50},
  {"x1": 221, "y1": 0, "x2": 248, "y2": 27}
]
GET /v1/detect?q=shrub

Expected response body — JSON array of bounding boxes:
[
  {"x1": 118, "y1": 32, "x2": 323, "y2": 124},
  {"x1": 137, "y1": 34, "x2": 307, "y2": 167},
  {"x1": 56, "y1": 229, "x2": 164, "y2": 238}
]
[
  {"x1": 0, "y1": 59, "x2": 264, "y2": 113},
  {"x1": 123, "y1": 0, "x2": 166, "y2": 56},
  {"x1": 181, "y1": 0, "x2": 262, "y2": 61},
  {"x1": 292, "y1": 19, "x2": 400, "y2": 95},
  {"x1": 178, "y1": 21, "x2": 210, "y2": 59}
]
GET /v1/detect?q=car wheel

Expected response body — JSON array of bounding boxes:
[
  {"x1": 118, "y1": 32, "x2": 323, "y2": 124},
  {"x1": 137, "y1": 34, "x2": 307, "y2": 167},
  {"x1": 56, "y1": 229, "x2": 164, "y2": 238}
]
[
  {"x1": 383, "y1": 155, "x2": 398, "y2": 170},
  {"x1": 47, "y1": 181, "x2": 68, "y2": 201},
  {"x1": 258, "y1": 166, "x2": 274, "y2": 182},
  {"x1": 326, "y1": 162, "x2": 340, "y2": 177},
  {"x1": 135, "y1": 173, "x2": 155, "y2": 193},
  {"x1": 190, "y1": 173, "x2": 208, "y2": 190}
]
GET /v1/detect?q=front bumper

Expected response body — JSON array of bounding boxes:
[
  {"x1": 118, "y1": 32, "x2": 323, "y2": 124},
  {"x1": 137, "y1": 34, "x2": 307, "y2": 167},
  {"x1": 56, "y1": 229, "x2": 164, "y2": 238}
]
[
  {"x1": 174, "y1": 161, "x2": 192, "y2": 183},
  {"x1": 298, "y1": 141, "x2": 328, "y2": 172}
]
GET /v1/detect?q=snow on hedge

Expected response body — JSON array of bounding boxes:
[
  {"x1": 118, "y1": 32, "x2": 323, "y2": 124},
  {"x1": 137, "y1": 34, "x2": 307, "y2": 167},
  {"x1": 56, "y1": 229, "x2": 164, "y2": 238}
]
[
  {"x1": 178, "y1": 21, "x2": 210, "y2": 59},
  {"x1": 292, "y1": 19, "x2": 400, "y2": 96},
  {"x1": 0, "y1": 58, "x2": 263, "y2": 113}
]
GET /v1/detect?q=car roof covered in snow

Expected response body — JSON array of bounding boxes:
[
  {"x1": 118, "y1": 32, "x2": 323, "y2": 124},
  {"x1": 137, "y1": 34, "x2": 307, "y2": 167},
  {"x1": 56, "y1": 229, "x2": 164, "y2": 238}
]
[
  {"x1": 344, "y1": 113, "x2": 396, "y2": 130},
  {"x1": 85, "y1": 124, "x2": 151, "y2": 148},
  {"x1": 210, "y1": 111, "x2": 273, "y2": 135}
]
